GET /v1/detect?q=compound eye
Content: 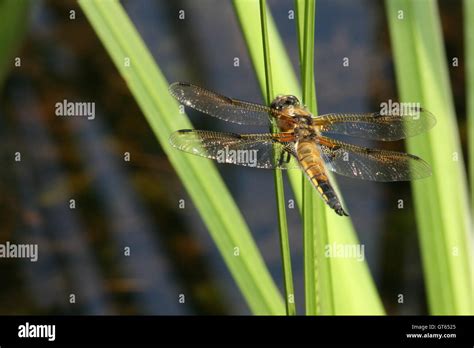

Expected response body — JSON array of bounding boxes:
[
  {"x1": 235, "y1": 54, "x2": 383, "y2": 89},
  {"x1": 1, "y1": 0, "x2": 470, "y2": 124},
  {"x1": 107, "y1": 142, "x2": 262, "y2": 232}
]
[
  {"x1": 291, "y1": 96, "x2": 300, "y2": 105},
  {"x1": 270, "y1": 96, "x2": 285, "y2": 110},
  {"x1": 285, "y1": 96, "x2": 299, "y2": 106}
]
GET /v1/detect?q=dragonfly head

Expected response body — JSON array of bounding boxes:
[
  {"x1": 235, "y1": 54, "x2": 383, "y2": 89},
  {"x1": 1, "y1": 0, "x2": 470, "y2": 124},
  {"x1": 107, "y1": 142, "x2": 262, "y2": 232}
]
[{"x1": 271, "y1": 95, "x2": 300, "y2": 111}]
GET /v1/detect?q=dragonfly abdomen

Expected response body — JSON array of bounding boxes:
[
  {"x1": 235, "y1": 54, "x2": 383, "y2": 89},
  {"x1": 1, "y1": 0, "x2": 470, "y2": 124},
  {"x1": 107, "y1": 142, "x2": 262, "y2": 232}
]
[{"x1": 298, "y1": 141, "x2": 349, "y2": 216}]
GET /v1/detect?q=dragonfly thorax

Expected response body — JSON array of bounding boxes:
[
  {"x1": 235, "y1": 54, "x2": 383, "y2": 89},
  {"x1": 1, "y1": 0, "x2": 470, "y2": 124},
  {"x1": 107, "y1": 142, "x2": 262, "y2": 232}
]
[{"x1": 294, "y1": 124, "x2": 317, "y2": 140}]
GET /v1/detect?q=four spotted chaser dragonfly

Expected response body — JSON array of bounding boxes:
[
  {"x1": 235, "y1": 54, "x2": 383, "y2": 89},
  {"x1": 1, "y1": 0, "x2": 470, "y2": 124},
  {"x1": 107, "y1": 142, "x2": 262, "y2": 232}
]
[{"x1": 169, "y1": 82, "x2": 436, "y2": 216}]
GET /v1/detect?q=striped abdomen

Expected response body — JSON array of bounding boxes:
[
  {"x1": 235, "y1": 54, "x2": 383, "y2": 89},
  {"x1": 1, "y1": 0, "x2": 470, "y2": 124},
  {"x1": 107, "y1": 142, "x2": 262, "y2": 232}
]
[{"x1": 297, "y1": 140, "x2": 348, "y2": 216}]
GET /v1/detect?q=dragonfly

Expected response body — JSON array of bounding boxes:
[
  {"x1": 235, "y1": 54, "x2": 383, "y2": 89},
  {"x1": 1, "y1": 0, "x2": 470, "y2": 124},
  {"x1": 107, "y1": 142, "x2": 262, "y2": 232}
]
[{"x1": 168, "y1": 82, "x2": 436, "y2": 216}]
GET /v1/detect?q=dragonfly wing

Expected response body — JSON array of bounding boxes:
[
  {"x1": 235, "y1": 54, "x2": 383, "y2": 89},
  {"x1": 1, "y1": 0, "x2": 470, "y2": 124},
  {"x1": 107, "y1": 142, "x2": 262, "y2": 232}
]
[
  {"x1": 315, "y1": 107, "x2": 436, "y2": 141},
  {"x1": 169, "y1": 82, "x2": 280, "y2": 126},
  {"x1": 316, "y1": 136, "x2": 432, "y2": 181},
  {"x1": 169, "y1": 130, "x2": 300, "y2": 169}
]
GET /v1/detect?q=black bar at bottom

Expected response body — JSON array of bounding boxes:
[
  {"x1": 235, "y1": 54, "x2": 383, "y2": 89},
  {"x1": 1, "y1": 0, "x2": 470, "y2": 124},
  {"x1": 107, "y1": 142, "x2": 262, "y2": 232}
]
[{"x1": 0, "y1": 315, "x2": 472, "y2": 345}]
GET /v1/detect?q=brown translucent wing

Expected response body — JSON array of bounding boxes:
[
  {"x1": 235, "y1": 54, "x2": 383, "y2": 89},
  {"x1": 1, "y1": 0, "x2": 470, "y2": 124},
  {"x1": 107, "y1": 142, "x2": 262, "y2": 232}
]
[
  {"x1": 169, "y1": 82, "x2": 282, "y2": 126},
  {"x1": 317, "y1": 136, "x2": 432, "y2": 181},
  {"x1": 314, "y1": 107, "x2": 436, "y2": 141},
  {"x1": 169, "y1": 130, "x2": 300, "y2": 169}
]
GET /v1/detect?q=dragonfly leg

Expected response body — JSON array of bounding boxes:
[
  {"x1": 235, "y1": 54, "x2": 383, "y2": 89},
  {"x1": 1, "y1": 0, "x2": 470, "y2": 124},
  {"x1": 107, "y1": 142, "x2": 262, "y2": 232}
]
[{"x1": 277, "y1": 150, "x2": 292, "y2": 167}]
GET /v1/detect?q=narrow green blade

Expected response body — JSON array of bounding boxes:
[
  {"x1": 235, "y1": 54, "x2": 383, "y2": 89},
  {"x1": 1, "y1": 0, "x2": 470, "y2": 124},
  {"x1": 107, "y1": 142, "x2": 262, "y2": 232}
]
[
  {"x1": 465, "y1": 0, "x2": 474, "y2": 213},
  {"x1": 259, "y1": 0, "x2": 296, "y2": 315},
  {"x1": 386, "y1": 0, "x2": 473, "y2": 314},
  {"x1": 298, "y1": 0, "x2": 334, "y2": 315}
]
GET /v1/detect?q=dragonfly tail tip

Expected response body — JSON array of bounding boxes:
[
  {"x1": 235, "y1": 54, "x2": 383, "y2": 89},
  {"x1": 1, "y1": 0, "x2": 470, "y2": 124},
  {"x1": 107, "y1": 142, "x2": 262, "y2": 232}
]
[{"x1": 335, "y1": 206, "x2": 349, "y2": 217}]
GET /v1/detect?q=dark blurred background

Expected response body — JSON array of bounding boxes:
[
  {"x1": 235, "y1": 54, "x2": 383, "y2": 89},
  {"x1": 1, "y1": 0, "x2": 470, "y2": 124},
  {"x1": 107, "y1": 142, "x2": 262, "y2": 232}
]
[{"x1": 0, "y1": 0, "x2": 468, "y2": 315}]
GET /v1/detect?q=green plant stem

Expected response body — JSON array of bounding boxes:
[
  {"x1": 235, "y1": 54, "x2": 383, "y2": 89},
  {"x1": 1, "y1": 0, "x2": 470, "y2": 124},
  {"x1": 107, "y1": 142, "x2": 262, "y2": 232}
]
[
  {"x1": 295, "y1": 0, "x2": 305, "y2": 67},
  {"x1": 79, "y1": 0, "x2": 285, "y2": 315},
  {"x1": 259, "y1": 0, "x2": 296, "y2": 316},
  {"x1": 297, "y1": 0, "x2": 334, "y2": 315},
  {"x1": 260, "y1": 0, "x2": 274, "y2": 102},
  {"x1": 299, "y1": 0, "x2": 319, "y2": 315}
]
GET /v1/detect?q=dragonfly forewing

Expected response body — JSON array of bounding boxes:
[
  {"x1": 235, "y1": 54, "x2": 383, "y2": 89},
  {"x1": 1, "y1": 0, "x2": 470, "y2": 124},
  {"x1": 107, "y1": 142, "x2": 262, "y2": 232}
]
[
  {"x1": 314, "y1": 107, "x2": 436, "y2": 141},
  {"x1": 169, "y1": 82, "x2": 282, "y2": 126}
]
